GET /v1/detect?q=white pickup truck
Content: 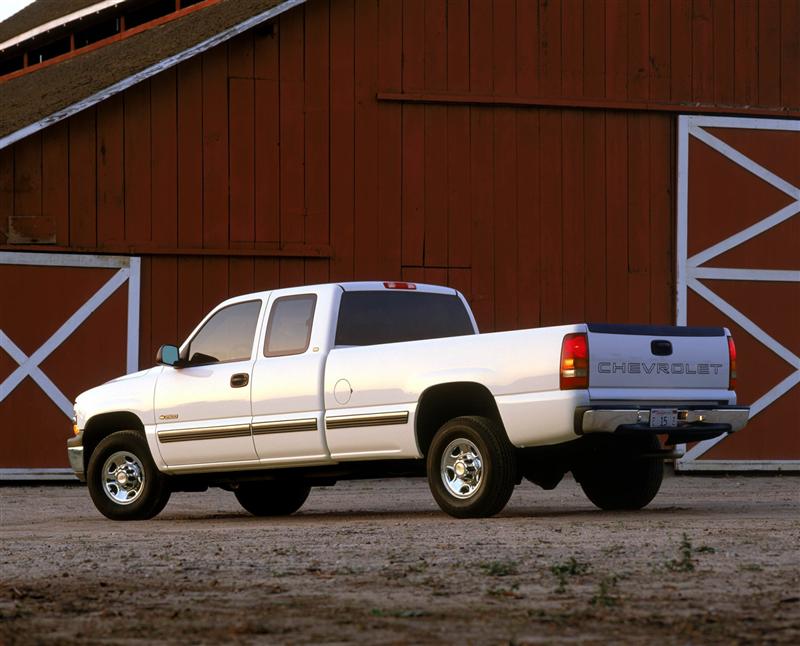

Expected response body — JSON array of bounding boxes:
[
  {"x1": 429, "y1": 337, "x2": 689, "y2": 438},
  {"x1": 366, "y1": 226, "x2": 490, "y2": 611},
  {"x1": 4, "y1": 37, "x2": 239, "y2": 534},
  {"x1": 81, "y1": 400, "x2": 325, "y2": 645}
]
[{"x1": 67, "y1": 281, "x2": 748, "y2": 520}]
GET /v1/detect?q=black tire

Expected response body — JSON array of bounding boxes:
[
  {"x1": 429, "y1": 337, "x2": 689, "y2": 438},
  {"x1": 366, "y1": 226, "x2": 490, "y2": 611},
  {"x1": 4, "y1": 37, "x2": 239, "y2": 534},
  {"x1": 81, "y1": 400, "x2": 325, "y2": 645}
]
[
  {"x1": 426, "y1": 416, "x2": 517, "y2": 519},
  {"x1": 87, "y1": 430, "x2": 171, "y2": 520},
  {"x1": 574, "y1": 436, "x2": 664, "y2": 511},
  {"x1": 234, "y1": 481, "x2": 311, "y2": 516}
]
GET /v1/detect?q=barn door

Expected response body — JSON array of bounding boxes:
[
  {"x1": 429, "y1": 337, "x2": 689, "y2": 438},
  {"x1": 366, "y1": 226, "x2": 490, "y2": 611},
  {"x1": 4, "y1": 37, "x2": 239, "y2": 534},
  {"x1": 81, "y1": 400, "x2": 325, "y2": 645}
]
[
  {"x1": 675, "y1": 115, "x2": 800, "y2": 471},
  {"x1": 0, "y1": 252, "x2": 140, "y2": 479}
]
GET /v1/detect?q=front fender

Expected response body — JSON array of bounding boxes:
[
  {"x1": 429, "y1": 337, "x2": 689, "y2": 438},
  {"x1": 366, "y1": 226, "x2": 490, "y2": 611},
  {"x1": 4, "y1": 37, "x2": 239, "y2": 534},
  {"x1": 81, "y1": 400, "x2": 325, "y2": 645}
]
[{"x1": 74, "y1": 367, "x2": 162, "y2": 429}]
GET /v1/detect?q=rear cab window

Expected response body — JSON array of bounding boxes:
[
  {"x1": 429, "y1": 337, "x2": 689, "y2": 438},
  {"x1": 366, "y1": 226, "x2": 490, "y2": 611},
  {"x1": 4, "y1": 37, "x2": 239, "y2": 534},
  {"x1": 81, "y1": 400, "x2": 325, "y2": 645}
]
[
  {"x1": 335, "y1": 291, "x2": 475, "y2": 347},
  {"x1": 264, "y1": 294, "x2": 317, "y2": 357}
]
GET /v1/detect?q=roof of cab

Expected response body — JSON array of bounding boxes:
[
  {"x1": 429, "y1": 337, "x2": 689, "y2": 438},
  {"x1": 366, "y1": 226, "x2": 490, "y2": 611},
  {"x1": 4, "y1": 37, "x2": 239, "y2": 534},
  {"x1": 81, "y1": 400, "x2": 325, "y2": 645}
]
[{"x1": 214, "y1": 281, "x2": 459, "y2": 310}]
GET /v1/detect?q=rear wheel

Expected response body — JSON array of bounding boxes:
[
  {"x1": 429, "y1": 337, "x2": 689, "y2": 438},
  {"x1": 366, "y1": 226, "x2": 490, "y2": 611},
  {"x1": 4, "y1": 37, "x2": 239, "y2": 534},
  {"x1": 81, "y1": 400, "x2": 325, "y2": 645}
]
[
  {"x1": 574, "y1": 436, "x2": 664, "y2": 510},
  {"x1": 87, "y1": 430, "x2": 171, "y2": 520},
  {"x1": 234, "y1": 481, "x2": 311, "y2": 516},
  {"x1": 427, "y1": 416, "x2": 516, "y2": 518}
]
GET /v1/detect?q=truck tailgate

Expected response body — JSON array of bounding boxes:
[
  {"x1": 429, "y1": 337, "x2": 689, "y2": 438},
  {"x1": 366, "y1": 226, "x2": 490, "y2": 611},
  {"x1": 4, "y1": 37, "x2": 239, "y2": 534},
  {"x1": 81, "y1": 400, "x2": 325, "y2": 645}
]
[{"x1": 587, "y1": 324, "x2": 731, "y2": 390}]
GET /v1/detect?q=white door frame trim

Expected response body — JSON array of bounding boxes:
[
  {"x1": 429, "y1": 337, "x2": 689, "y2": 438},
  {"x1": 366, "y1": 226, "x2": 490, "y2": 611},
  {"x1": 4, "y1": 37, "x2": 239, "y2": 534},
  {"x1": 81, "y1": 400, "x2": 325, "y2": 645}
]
[
  {"x1": 675, "y1": 115, "x2": 800, "y2": 471},
  {"x1": 0, "y1": 252, "x2": 140, "y2": 418}
]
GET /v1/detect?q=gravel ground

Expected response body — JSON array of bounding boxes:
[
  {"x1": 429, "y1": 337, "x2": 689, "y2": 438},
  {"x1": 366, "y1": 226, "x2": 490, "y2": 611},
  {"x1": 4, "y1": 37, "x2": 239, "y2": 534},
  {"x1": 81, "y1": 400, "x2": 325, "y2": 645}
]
[{"x1": 1, "y1": 473, "x2": 799, "y2": 644}]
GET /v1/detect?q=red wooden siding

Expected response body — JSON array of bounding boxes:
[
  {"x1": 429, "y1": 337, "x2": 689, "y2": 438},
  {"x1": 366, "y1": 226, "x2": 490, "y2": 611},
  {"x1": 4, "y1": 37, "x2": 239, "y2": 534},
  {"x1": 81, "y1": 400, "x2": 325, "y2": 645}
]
[
  {"x1": 1, "y1": 0, "x2": 798, "y2": 369},
  {"x1": 385, "y1": 0, "x2": 799, "y2": 118},
  {"x1": 0, "y1": 263, "x2": 129, "y2": 468}
]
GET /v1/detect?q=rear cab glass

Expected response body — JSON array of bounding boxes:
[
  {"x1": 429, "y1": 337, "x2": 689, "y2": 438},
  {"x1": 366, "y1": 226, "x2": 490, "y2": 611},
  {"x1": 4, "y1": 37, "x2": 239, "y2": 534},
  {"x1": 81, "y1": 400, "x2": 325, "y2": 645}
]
[
  {"x1": 264, "y1": 294, "x2": 317, "y2": 357},
  {"x1": 335, "y1": 291, "x2": 475, "y2": 347}
]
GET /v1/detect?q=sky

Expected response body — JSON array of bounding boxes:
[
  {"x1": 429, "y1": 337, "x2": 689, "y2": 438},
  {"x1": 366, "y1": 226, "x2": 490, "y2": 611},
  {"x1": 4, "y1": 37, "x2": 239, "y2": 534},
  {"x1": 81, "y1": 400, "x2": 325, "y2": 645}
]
[{"x1": 0, "y1": 0, "x2": 37, "y2": 23}]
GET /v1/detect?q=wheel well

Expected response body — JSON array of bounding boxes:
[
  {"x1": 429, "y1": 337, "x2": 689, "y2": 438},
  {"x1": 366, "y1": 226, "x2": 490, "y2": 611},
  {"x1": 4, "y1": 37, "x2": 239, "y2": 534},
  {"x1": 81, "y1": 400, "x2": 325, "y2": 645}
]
[
  {"x1": 83, "y1": 412, "x2": 145, "y2": 469},
  {"x1": 415, "y1": 382, "x2": 505, "y2": 456}
]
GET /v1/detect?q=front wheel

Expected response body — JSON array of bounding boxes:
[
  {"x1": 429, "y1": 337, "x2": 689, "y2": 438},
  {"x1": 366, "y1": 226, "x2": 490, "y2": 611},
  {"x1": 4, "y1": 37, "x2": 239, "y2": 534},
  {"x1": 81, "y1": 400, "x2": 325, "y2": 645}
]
[
  {"x1": 427, "y1": 416, "x2": 517, "y2": 518},
  {"x1": 87, "y1": 430, "x2": 171, "y2": 520},
  {"x1": 234, "y1": 481, "x2": 311, "y2": 516}
]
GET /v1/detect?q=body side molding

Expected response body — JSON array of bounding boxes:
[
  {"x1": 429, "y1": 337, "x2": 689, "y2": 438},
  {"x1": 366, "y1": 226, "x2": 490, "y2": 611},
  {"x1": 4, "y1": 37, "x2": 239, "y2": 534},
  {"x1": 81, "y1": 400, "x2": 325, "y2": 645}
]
[{"x1": 325, "y1": 411, "x2": 409, "y2": 430}]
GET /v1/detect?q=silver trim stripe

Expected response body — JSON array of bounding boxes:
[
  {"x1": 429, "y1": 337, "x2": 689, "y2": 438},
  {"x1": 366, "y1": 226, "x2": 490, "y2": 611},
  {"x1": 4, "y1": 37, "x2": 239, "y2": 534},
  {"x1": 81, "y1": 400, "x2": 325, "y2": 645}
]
[
  {"x1": 157, "y1": 419, "x2": 319, "y2": 443},
  {"x1": 325, "y1": 411, "x2": 409, "y2": 430},
  {"x1": 252, "y1": 419, "x2": 318, "y2": 435},
  {"x1": 157, "y1": 411, "x2": 410, "y2": 443},
  {"x1": 157, "y1": 424, "x2": 251, "y2": 444}
]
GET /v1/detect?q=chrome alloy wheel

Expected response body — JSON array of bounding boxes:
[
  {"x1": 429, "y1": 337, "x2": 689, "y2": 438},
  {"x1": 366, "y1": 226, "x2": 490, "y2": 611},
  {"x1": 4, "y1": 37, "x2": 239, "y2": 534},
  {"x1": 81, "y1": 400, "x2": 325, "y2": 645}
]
[
  {"x1": 440, "y1": 438, "x2": 484, "y2": 499},
  {"x1": 102, "y1": 451, "x2": 145, "y2": 505}
]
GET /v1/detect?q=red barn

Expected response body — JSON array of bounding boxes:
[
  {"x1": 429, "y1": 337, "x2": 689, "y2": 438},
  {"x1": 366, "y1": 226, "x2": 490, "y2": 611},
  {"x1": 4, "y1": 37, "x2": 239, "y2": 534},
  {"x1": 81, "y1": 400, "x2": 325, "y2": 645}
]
[{"x1": 0, "y1": 0, "x2": 798, "y2": 477}]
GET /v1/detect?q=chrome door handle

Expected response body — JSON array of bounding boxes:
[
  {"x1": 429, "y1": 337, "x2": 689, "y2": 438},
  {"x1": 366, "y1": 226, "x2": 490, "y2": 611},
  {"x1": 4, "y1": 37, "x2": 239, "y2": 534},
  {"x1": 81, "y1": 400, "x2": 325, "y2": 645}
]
[{"x1": 230, "y1": 373, "x2": 249, "y2": 388}]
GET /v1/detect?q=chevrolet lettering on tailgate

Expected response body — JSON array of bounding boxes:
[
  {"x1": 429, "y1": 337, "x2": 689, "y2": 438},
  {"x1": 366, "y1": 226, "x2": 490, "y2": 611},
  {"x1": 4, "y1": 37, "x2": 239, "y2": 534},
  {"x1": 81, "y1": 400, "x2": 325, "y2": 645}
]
[{"x1": 597, "y1": 362, "x2": 725, "y2": 375}]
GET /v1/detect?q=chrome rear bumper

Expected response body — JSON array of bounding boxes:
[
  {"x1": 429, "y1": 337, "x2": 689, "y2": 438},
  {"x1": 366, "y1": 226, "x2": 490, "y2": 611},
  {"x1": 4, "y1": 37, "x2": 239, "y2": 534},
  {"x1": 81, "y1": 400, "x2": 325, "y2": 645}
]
[{"x1": 577, "y1": 406, "x2": 749, "y2": 443}]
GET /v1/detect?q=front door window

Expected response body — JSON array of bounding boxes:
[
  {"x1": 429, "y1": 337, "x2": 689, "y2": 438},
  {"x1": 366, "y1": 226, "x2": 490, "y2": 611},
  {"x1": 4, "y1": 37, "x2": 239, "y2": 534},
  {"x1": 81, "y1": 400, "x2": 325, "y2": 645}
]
[{"x1": 187, "y1": 300, "x2": 262, "y2": 364}]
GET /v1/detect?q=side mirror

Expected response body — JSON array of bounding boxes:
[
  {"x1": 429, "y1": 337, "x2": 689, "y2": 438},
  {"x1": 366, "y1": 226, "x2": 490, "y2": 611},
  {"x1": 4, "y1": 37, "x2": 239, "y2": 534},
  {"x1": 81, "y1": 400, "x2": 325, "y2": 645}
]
[{"x1": 156, "y1": 344, "x2": 182, "y2": 367}]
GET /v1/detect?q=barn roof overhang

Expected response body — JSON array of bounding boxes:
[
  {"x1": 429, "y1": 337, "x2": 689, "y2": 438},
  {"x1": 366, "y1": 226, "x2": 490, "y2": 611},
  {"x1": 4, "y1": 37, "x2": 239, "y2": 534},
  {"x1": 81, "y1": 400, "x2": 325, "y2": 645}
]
[
  {"x1": 0, "y1": 0, "x2": 108, "y2": 45},
  {"x1": 0, "y1": 0, "x2": 128, "y2": 54},
  {"x1": 0, "y1": 1, "x2": 226, "y2": 82},
  {"x1": 0, "y1": 0, "x2": 303, "y2": 151}
]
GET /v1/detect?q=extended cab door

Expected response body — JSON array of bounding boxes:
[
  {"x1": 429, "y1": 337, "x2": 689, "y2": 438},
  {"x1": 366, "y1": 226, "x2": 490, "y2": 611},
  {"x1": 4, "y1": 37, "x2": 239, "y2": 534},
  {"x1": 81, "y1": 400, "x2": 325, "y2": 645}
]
[
  {"x1": 154, "y1": 298, "x2": 264, "y2": 467},
  {"x1": 250, "y1": 286, "x2": 336, "y2": 465}
]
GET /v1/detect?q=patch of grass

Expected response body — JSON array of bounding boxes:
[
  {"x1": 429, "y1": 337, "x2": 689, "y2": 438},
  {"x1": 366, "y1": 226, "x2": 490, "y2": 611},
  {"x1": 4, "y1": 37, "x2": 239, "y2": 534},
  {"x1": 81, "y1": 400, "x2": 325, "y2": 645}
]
[
  {"x1": 525, "y1": 608, "x2": 579, "y2": 626},
  {"x1": 738, "y1": 563, "x2": 763, "y2": 572},
  {"x1": 550, "y1": 557, "x2": 591, "y2": 593},
  {"x1": 666, "y1": 533, "x2": 696, "y2": 572},
  {"x1": 665, "y1": 533, "x2": 716, "y2": 572},
  {"x1": 370, "y1": 608, "x2": 428, "y2": 618},
  {"x1": 406, "y1": 560, "x2": 429, "y2": 574},
  {"x1": 589, "y1": 575, "x2": 620, "y2": 607},
  {"x1": 480, "y1": 559, "x2": 519, "y2": 577},
  {"x1": 486, "y1": 583, "x2": 522, "y2": 598},
  {"x1": 271, "y1": 546, "x2": 304, "y2": 557},
  {"x1": 270, "y1": 570, "x2": 291, "y2": 578}
]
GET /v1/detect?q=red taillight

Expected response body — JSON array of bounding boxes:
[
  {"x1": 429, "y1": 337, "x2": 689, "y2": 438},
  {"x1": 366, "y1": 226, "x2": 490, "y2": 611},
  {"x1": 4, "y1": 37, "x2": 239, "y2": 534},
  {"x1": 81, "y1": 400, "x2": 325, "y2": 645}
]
[
  {"x1": 383, "y1": 281, "x2": 416, "y2": 290},
  {"x1": 728, "y1": 336, "x2": 737, "y2": 390},
  {"x1": 560, "y1": 333, "x2": 589, "y2": 390}
]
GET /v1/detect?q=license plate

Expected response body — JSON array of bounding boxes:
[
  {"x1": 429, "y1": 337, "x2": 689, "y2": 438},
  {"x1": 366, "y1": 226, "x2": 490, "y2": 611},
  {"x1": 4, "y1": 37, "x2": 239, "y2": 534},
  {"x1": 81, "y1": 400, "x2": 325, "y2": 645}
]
[{"x1": 650, "y1": 408, "x2": 678, "y2": 428}]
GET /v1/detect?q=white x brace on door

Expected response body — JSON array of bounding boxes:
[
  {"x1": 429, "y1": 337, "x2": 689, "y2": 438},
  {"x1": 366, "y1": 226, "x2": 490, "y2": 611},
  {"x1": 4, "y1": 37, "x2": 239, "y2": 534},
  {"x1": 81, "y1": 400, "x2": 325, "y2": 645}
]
[
  {"x1": 0, "y1": 252, "x2": 140, "y2": 478},
  {"x1": 675, "y1": 115, "x2": 800, "y2": 471}
]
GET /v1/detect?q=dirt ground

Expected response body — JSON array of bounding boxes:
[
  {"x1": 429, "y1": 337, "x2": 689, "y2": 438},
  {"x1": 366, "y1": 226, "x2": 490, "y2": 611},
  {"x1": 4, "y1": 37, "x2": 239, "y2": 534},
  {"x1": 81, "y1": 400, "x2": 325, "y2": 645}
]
[{"x1": 1, "y1": 473, "x2": 798, "y2": 645}]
